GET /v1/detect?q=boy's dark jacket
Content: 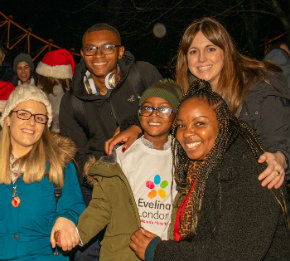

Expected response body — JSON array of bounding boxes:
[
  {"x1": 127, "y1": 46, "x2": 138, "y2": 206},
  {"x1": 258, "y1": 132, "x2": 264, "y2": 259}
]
[{"x1": 59, "y1": 51, "x2": 162, "y2": 183}]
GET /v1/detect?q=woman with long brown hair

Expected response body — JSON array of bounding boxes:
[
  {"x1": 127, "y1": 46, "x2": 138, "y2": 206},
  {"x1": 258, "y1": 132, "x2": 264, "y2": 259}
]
[{"x1": 175, "y1": 17, "x2": 290, "y2": 188}]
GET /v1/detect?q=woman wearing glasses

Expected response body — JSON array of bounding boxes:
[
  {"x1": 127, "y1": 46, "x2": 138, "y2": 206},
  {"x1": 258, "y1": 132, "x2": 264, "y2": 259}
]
[{"x1": 0, "y1": 84, "x2": 85, "y2": 261}]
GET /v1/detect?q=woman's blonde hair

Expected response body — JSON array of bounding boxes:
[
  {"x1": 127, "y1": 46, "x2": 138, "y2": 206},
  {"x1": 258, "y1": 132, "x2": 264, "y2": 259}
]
[
  {"x1": 0, "y1": 118, "x2": 65, "y2": 187},
  {"x1": 176, "y1": 17, "x2": 281, "y2": 113}
]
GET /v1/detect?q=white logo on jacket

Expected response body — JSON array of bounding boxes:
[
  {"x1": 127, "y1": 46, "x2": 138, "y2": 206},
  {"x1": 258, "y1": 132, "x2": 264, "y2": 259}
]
[{"x1": 127, "y1": 95, "x2": 136, "y2": 102}]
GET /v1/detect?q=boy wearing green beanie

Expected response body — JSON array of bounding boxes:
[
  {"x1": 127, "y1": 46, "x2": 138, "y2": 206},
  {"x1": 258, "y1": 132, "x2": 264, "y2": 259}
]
[{"x1": 75, "y1": 80, "x2": 182, "y2": 260}]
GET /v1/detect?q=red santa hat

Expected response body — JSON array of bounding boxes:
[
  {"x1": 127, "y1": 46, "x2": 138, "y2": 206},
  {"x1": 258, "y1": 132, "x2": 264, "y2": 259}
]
[
  {"x1": 0, "y1": 81, "x2": 16, "y2": 113},
  {"x1": 36, "y1": 49, "x2": 75, "y2": 79}
]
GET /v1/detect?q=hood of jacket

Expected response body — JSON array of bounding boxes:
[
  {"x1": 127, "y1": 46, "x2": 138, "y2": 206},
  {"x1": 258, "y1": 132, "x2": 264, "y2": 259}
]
[
  {"x1": 250, "y1": 71, "x2": 290, "y2": 101},
  {"x1": 51, "y1": 133, "x2": 77, "y2": 167},
  {"x1": 83, "y1": 150, "x2": 125, "y2": 186},
  {"x1": 264, "y1": 48, "x2": 290, "y2": 75},
  {"x1": 71, "y1": 51, "x2": 135, "y2": 101}
]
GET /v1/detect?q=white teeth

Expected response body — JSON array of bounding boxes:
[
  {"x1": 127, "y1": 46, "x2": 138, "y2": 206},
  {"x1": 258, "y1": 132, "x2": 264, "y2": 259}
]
[
  {"x1": 23, "y1": 129, "x2": 34, "y2": 134},
  {"x1": 149, "y1": 122, "x2": 161, "y2": 126},
  {"x1": 198, "y1": 65, "x2": 212, "y2": 71},
  {"x1": 186, "y1": 141, "x2": 201, "y2": 148},
  {"x1": 93, "y1": 62, "x2": 106, "y2": 65}
]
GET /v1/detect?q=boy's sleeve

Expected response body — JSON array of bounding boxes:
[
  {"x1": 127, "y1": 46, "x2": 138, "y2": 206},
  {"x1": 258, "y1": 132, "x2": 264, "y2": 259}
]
[
  {"x1": 77, "y1": 179, "x2": 112, "y2": 245},
  {"x1": 59, "y1": 93, "x2": 91, "y2": 182}
]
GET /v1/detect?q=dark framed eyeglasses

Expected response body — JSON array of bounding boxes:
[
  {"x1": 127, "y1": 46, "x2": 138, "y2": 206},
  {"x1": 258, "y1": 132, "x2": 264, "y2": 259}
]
[
  {"x1": 138, "y1": 105, "x2": 175, "y2": 118},
  {"x1": 12, "y1": 110, "x2": 48, "y2": 124},
  {"x1": 82, "y1": 44, "x2": 121, "y2": 56}
]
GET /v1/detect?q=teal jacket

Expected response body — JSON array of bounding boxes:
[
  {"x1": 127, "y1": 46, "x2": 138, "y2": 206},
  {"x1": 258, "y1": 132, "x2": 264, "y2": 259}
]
[
  {"x1": 77, "y1": 153, "x2": 142, "y2": 261},
  {"x1": 0, "y1": 135, "x2": 85, "y2": 261}
]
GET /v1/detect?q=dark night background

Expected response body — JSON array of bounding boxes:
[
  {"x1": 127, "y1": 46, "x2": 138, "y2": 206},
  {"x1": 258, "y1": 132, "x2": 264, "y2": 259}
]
[{"x1": 1, "y1": 0, "x2": 289, "y2": 77}]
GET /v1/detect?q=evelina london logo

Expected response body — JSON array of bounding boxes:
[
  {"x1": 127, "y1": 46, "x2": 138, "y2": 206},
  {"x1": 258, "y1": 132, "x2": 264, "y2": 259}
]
[{"x1": 146, "y1": 174, "x2": 168, "y2": 199}]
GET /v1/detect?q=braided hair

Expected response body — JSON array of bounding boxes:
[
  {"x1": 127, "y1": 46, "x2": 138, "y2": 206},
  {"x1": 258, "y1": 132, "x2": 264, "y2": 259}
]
[
  {"x1": 173, "y1": 79, "x2": 264, "y2": 188},
  {"x1": 172, "y1": 79, "x2": 267, "y2": 235}
]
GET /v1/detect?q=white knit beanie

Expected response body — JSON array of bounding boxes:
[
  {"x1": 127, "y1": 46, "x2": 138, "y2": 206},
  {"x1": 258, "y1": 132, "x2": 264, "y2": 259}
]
[{"x1": 0, "y1": 83, "x2": 53, "y2": 127}]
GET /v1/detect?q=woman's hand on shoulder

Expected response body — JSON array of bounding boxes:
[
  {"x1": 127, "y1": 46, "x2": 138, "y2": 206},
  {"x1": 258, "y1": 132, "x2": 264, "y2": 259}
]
[
  {"x1": 104, "y1": 125, "x2": 142, "y2": 155},
  {"x1": 258, "y1": 151, "x2": 286, "y2": 189},
  {"x1": 130, "y1": 228, "x2": 158, "y2": 260},
  {"x1": 50, "y1": 217, "x2": 79, "y2": 251}
]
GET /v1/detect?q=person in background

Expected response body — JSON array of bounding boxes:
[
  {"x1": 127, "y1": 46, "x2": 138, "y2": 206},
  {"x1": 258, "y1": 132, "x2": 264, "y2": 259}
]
[
  {"x1": 264, "y1": 33, "x2": 290, "y2": 90},
  {"x1": 59, "y1": 23, "x2": 162, "y2": 261},
  {"x1": 12, "y1": 52, "x2": 37, "y2": 86},
  {"x1": 36, "y1": 48, "x2": 75, "y2": 133},
  {"x1": 0, "y1": 81, "x2": 15, "y2": 116},
  {"x1": 0, "y1": 84, "x2": 85, "y2": 261},
  {"x1": 130, "y1": 80, "x2": 290, "y2": 261},
  {"x1": 0, "y1": 45, "x2": 13, "y2": 82}
]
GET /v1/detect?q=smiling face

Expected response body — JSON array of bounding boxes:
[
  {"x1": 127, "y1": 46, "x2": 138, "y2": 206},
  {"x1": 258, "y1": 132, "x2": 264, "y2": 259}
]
[
  {"x1": 6, "y1": 100, "x2": 47, "y2": 158},
  {"x1": 81, "y1": 30, "x2": 125, "y2": 84},
  {"x1": 16, "y1": 61, "x2": 32, "y2": 84},
  {"x1": 140, "y1": 96, "x2": 175, "y2": 149},
  {"x1": 187, "y1": 31, "x2": 224, "y2": 91},
  {"x1": 176, "y1": 97, "x2": 219, "y2": 160}
]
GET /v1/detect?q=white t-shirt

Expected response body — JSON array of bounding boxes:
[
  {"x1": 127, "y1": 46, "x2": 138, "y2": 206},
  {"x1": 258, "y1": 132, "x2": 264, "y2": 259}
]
[{"x1": 116, "y1": 136, "x2": 177, "y2": 240}]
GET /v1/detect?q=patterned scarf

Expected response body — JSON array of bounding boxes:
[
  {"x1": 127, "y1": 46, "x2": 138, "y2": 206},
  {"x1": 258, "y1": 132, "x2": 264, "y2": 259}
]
[{"x1": 179, "y1": 159, "x2": 205, "y2": 240}]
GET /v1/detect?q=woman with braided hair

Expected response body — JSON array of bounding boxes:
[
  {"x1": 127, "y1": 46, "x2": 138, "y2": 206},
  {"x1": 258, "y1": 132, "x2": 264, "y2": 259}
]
[{"x1": 130, "y1": 79, "x2": 290, "y2": 261}]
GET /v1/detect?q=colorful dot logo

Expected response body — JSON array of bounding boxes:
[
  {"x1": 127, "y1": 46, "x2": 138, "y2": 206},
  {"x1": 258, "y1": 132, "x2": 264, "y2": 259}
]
[{"x1": 146, "y1": 174, "x2": 168, "y2": 199}]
